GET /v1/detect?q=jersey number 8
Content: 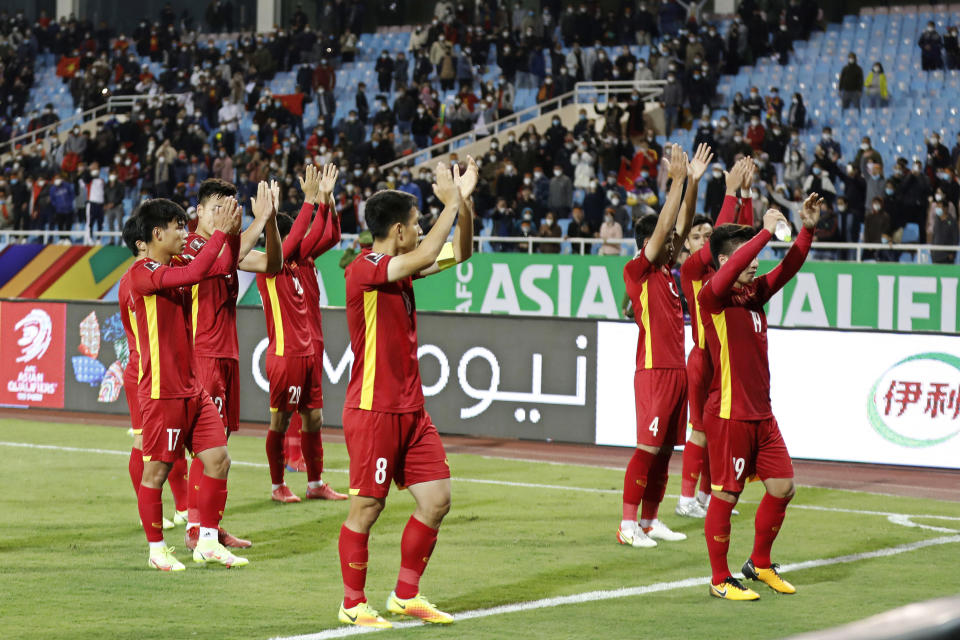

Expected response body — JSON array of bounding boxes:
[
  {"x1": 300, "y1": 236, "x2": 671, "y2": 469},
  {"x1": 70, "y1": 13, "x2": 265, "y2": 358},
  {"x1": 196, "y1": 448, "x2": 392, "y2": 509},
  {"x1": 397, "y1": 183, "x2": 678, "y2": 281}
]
[{"x1": 374, "y1": 457, "x2": 388, "y2": 484}]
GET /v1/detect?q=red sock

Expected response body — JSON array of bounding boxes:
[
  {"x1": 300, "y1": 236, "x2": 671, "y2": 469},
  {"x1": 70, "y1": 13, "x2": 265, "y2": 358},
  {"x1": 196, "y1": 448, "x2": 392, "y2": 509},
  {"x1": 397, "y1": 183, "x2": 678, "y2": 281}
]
[
  {"x1": 301, "y1": 430, "x2": 322, "y2": 483},
  {"x1": 395, "y1": 516, "x2": 439, "y2": 599},
  {"x1": 751, "y1": 493, "x2": 792, "y2": 568},
  {"x1": 128, "y1": 448, "x2": 144, "y2": 495},
  {"x1": 265, "y1": 429, "x2": 285, "y2": 485},
  {"x1": 198, "y1": 474, "x2": 228, "y2": 529},
  {"x1": 285, "y1": 412, "x2": 304, "y2": 467},
  {"x1": 699, "y1": 449, "x2": 712, "y2": 496},
  {"x1": 168, "y1": 456, "x2": 188, "y2": 512},
  {"x1": 187, "y1": 456, "x2": 204, "y2": 524},
  {"x1": 680, "y1": 441, "x2": 706, "y2": 498},
  {"x1": 623, "y1": 448, "x2": 655, "y2": 521},
  {"x1": 641, "y1": 449, "x2": 672, "y2": 522},
  {"x1": 705, "y1": 496, "x2": 736, "y2": 584},
  {"x1": 137, "y1": 485, "x2": 164, "y2": 543},
  {"x1": 339, "y1": 525, "x2": 369, "y2": 608}
]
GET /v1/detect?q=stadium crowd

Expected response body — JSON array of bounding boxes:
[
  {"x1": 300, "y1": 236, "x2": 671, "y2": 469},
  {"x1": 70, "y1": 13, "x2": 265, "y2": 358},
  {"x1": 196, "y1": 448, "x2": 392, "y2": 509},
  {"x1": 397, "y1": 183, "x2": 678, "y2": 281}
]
[{"x1": 0, "y1": 1, "x2": 957, "y2": 261}]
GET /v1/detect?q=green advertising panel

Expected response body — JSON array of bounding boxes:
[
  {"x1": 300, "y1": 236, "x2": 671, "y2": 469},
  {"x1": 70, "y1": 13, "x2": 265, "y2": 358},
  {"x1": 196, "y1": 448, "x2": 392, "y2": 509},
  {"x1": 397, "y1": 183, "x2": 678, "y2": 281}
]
[{"x1": 241, "y1": 251, "x2": 958, "y2": 333}]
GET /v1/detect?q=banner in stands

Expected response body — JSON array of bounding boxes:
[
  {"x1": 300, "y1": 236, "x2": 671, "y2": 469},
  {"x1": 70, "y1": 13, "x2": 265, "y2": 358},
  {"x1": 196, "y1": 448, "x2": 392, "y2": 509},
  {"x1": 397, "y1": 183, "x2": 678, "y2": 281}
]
[
  {"x1": 0, "y1": 301, "x2": 66, "y2": 408},
  {"x1": 595, "y1": 322, "x2": 960, "y2": 469},
  {"x1": 246, "y1": 252, "x2": 959, "y2": 333}
]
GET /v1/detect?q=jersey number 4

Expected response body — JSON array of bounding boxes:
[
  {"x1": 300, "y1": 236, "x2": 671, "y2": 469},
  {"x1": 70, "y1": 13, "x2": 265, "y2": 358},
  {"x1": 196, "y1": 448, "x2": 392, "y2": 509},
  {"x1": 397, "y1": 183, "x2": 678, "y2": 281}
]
[{"x1": 648, "y1": 417, "x2": 659, "y2": 437}]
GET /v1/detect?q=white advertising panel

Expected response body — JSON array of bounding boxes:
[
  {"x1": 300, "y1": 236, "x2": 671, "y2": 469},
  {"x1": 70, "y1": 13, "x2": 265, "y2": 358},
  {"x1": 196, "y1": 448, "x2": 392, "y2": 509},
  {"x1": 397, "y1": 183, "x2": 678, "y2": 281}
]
[{"x1": 595, "y1": 322, "x2": 960, "y2": 469}]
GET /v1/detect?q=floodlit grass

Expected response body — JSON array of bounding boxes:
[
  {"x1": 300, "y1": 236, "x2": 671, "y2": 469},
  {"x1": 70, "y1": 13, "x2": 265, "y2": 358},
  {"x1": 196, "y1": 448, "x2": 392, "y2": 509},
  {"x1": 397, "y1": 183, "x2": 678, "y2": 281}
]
[{"x1": 1, "y1": 418, "x2": 958, "y2": 640}]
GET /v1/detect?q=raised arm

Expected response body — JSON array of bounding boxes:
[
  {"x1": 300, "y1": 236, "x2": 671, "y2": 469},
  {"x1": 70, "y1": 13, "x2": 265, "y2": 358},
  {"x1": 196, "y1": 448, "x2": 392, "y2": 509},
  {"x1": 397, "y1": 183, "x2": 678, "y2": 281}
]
[
  {"x1": 451, "y1": 157, "x2": 478, "y2": 264},
  {"x1": 300, "y1": 164, "x2": 341, "y2": 258},
  {"x1": 644, "y1": 143, "x2": 688, "y2": 265},
  {"x1": 737, "y1": 158, "x2": 755, "y2": 225},
  {"x1": 672, "y1": 142, "x2": 713, "y2": 255},
  {"x1": 284, "y1": 166, "x2": 322, "y2": 262},
  {"x1": 386, "y1": 160, "x2": 472, "y2": 282},
  {"x1": 758, "y1": 193, "x2": 822, "y2": 300},
  {"x1": 239, "y1": 180, "x2": 283, "y2": 273},
  {"x1": 708, "y1": 208, "x2": 784, "y2": 298},
  {"x1": 716, "y1": 158, "x2": 745, "y2": 226}
]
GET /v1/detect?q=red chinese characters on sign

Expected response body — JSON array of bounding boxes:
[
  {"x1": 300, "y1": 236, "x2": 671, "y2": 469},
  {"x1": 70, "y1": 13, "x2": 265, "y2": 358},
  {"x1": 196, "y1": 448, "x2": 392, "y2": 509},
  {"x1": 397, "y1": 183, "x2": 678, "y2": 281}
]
[
  {"x1": 0, "y1": 301, "x2": 66, "y2": 408},
  {"x1": 883, "y1": 380, "x2": 960, "y2": 420}
]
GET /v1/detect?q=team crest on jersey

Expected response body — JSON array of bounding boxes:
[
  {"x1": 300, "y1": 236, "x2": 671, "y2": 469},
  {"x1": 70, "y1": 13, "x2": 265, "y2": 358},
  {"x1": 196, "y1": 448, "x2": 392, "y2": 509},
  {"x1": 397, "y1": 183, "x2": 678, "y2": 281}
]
[
  {"x1": 189, "y1": 237, "x2": 205, "y2": 252},
  {"x1": 143, "y1": 261, "x2": 161, "y2": 272},
  {"x1": 365, "y1": 253, "x2": 386, "y2": 265}
]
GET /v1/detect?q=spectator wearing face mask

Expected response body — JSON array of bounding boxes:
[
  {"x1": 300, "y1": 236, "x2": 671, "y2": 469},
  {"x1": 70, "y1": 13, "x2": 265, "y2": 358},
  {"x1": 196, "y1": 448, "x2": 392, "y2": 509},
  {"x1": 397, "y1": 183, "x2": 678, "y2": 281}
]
[
  {"x1": 927, "y1": 132, "x2": 952, "y2": 170},
  {"x1": 802, "y1": 162, "x2": 837, "y2": 205},
  {"x1": 49, "y1": 173, "x2": 75, "y2": 238},
  {"x1": 787, "y1": 92, "x2": 807, "y2": 130},
  {"x1": 514, "y1": 212, "x2": 538, "y2": 253},
  {"x1": 945, "y1": 26, "x2": 960, "y2": 70},
  {"x1": 598, "y1": 207, "x2": 624, "y2": 255},
  {"x1": 606, "y1": 192, "x2": 631, "y2": 234},
  {"x1": 745, "y1": 116, "x2": 765, "y2": 152},
  {"x1": 410, "y1": 105, "x2": 436, "y2": 150},
  {"x1": 661, "y1": 72, "x2": 684, "y2": 136},
  {"x1": 864, "y1": 196, "x2": 893, "y2": 260},
  {"x1": 537, "y1": 75, "x2": 558, "y2": 103},
  {"x1": 538, "y1": 211, "x2": 562, "y2": 253},
  {"x1": 928, "y1": 188, "x2": 957, "y2": 243},
  {"x1": 839, "y1": 53, "x2": 864, "y2": 111},
  {"x1": 864, "y1": 62, "x2": 889, "y2": 108},
  {"x1": 720, "y1": 129, "x2": 752, "y2": 168},
  {"x1": 103, "y1": 171, "x2": 125, "y2": 233},
  {"x1": 547, "y1": 165, "x2": 572, "y2": 219},
  {"x1": 930, "y1": 198, "x2": 959, "y2": 264},
  {"x1": 856, "y1": 137, "x2": 884, "y2": 175},
  {"x1": 919, "y1": 21, "x2": 944, "y2": 71},
  {"x1": 704, "y1": 164, "x2": 726, "y2": 219}
]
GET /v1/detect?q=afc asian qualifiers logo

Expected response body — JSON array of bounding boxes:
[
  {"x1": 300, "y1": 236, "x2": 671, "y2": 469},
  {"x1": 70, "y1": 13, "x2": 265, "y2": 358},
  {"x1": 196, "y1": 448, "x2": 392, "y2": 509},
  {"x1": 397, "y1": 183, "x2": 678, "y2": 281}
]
[
  {"x1": 14, "y1": 309, "x2": 53, "y2": 363},
  {"x1": 868, "y1": 352, "x2": 960, "y2": 448}
]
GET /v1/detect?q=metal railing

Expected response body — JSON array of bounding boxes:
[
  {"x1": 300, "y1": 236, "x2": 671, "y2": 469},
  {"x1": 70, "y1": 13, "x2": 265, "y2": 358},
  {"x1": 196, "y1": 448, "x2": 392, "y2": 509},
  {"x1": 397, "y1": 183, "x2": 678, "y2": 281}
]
[
  {"x1": 1, "y1": 94, "x2": 188, "y2": 158},
  {"x1": 377, "y1": 80, "x2": 666, "y2": 173},
  {"x1": 470, "y1": 236, "x2": 951, "y2": 263}
]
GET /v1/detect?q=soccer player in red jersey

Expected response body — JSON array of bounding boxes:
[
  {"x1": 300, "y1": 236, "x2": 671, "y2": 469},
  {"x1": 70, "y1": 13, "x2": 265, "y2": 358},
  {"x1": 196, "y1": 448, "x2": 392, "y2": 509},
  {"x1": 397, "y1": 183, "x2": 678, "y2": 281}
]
[
  {"x1": 676, "y1": 158, "x2": 756, "y2": 518},
  {"x1": 256, "y1": 164, "x2": 347, "y2": 503},
  {"x1": 285, "y1": 163, "x2": 347, "y2": 501},
  {"x1": 129, "y1": 197, "x2": 249, "y2": 571},
  {"x1": 119, "y1": 216, "x2": 188, "y2": 530},
  {"x1": 697, "y1": 195, "x2": 823, "y2": 600},
  {"x1": 180, "y1": 178, "x2": 283, "y2": 550},
  {"x1": 618, "y1": 143, "x2": 713, "y2": 549},
  {"x1": 336, "y1": 159, "x2": 477, "y2": 629}
]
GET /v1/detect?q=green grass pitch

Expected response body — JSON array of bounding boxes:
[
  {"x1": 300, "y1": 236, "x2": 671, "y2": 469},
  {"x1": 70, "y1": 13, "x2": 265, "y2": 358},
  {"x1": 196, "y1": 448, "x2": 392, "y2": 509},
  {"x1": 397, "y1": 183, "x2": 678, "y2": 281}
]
[{"x1": 1, "y1": 418, "x2": 958, "y2": 640}]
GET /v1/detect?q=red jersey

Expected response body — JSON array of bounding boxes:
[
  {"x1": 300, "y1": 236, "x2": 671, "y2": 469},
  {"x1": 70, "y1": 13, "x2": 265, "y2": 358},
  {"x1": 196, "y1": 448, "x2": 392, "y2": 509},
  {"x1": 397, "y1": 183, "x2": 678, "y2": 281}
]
[
  {"x1": 344, "y1": 250, "x2": 424, "y2": 413},
  {"x1": 182, "y1": 232, "x2": 239, "y2": 360},
  {"x1": 256, "y1": 263, "x2": 314, "y2": 357},
  {"x1": 624, "y1": 250, "x2": 685, "y2": 370},
  {"x1": 117, "y1": 271, "x2": 141, "y2": 388},
  {"x1": 698, "y1": 226, "x2": 812, "y2": 420},
  {"x1": 681, "y1": 195, "x2": 753, "y2": 348},
  {"x1": 296, "y1": 202, "x2": 342, "y2": 346},
  {"x1": 129, "y1": 231, "x2": 236, "y2": 399}
]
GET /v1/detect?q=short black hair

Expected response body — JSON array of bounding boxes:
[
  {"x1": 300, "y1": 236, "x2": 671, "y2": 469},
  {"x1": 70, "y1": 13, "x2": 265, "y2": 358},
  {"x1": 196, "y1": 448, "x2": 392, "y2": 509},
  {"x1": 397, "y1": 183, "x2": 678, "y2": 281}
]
[
  {"x1": 364, "y1": 190, "x2": 418, "y2": 240},
  {"x1": 135, "y1": 198, "x2": 188, "y2": 244},
  {"x1": 690, "y1": 214, "x2": 712, "y2": 230},
  {"x1": 634, "y1": 213, "x2": 659, "y2": 250},
  {"x1": 709, "y1": 224, "x2": 756, "y2": 270},
  {"x1": 122, "y1": 214, "x2": 143, "y2": 256},
  {"x1": 276, "y1": 212, "x2": 295, "y2": 239},
  {"x1": 197, "y1": 178, "x2": 237, "y2": 206}
]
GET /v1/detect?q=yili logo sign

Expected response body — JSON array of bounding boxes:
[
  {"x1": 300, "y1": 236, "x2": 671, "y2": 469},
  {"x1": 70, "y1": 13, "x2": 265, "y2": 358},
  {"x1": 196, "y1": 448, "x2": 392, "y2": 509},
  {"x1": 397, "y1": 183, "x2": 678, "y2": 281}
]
[{"x1": 867, "y1": 352, "x2": 960, "y2": 448}]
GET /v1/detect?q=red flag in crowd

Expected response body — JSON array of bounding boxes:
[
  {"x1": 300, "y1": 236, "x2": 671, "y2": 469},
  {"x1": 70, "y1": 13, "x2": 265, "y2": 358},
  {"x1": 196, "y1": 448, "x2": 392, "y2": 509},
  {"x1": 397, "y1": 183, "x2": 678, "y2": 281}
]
[
  {"x1": 56, "y1": 56, "x2": 80, "y2": 78},
  {"x1": 275, "y1": 93, "x2": 305, "y2": 117}
]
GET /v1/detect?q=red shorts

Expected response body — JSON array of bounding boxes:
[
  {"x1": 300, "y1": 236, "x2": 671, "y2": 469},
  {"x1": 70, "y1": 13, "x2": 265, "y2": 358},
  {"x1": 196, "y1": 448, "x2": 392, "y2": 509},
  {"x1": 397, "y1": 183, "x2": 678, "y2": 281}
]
[
  {"x1": 124, "y1": 366, "x2": 141, "y2": 434},
  {"x1": 343, "y1": 407, "x2": 450, "y2": 499},
  {"x1": 195, "y1": 355, "x2": 240, "y2": 432},
  {"x1": 685, "y1": 347, "x2": 712, "y2": 433},
  {"x1": 266, "y1": 353, "x2": 323, "y2": 413},
  {"x1": 703, "y1": 413, "x2": 794, "y2": 494},
  {"x1": 634, "y1": 368, "x2": 687, "y2": 448},
  {"x1": 140, "y1": 391, "x2": 227, "y2": 464}
]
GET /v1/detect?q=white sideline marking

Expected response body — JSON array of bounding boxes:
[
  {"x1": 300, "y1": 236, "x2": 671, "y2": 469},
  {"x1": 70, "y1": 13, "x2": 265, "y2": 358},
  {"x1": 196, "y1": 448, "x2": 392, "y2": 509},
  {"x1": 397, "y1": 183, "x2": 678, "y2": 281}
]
[
  {"x1": 270, "y1": 535, "x2": 960, "y2": 640},
  {"x1": 1, "y1": 440, "x2": 958, "y2": 522}
]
